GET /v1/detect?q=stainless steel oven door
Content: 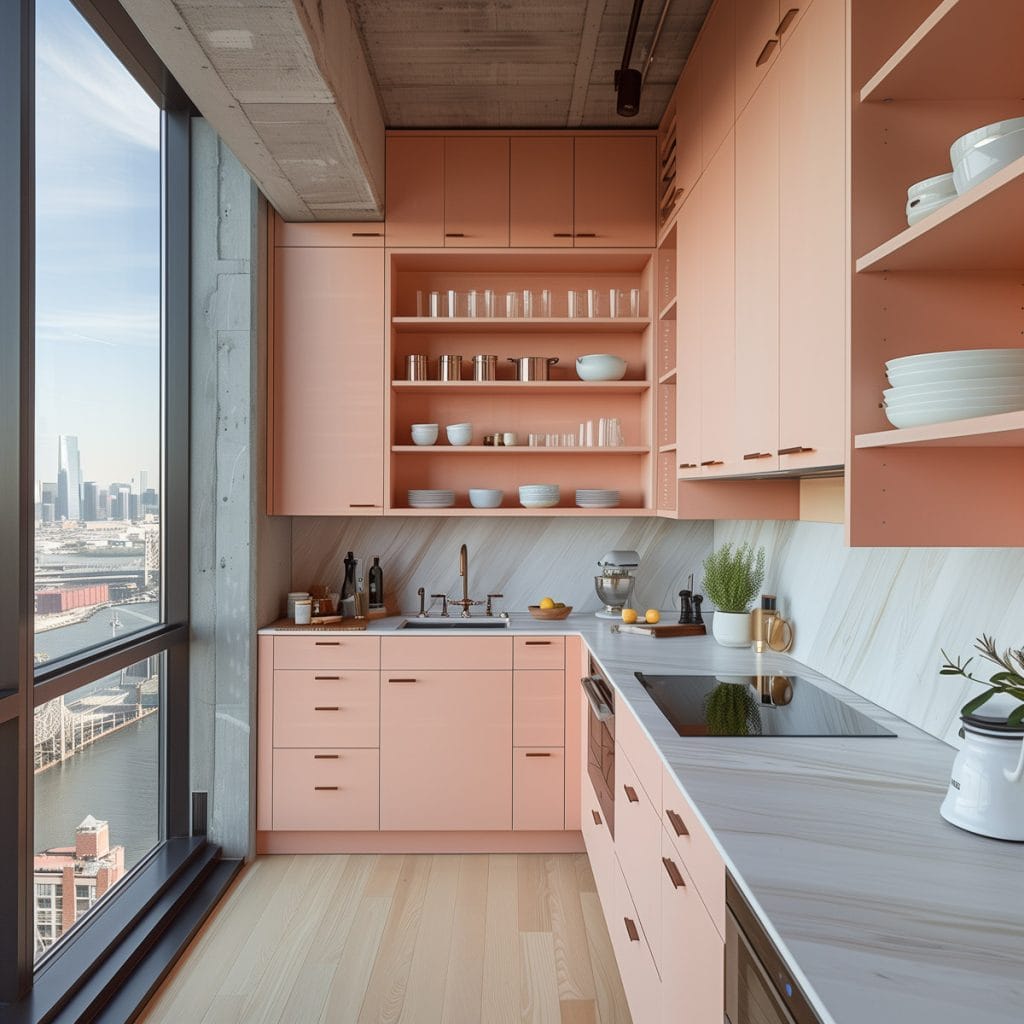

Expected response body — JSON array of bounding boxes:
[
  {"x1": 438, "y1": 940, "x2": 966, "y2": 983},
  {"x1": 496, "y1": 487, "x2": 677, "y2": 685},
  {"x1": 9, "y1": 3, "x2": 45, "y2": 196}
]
[{"x1": 581, "y1": 671, "x2": 615, "y2": 838}]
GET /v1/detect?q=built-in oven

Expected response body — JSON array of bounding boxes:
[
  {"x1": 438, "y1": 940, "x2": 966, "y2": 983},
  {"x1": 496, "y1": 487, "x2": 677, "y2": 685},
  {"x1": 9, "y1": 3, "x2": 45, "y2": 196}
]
[
  {"x1": 580, "y1": 656, "x2": 615, "y2": 838},
  {"x1": 726, "y1": 874, "x2": 823, "y2": 1024}
]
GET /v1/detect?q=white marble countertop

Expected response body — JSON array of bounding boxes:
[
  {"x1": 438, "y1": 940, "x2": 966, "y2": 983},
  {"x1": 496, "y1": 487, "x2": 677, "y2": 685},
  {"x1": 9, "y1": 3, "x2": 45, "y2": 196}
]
[{"x1": 259, "y1": 613, "x2": 1024, "y2": 1023}]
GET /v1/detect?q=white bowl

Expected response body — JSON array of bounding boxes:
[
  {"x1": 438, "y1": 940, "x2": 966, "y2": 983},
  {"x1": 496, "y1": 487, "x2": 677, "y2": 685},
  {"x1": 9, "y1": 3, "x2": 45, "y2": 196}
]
[
  {"x1": 575, "y1": 354, "x2": 628, "y2": 381},
  {"x1": 952, "y1": 126, "x2": 1024, "y2": 194},
  {"x1": 884, "y1": 398, "x2": 1024, "y2": 429},
  {"x1": 410, "y1": 423, "x2": 439, "y2": 445},
  {"x1": 446, "y1": 423, "x2": 473, "y2": 446},
  {"x1": 520, "y1": 497, "x2": 560, "y2": 508},
  {"x1": 950, "y1": 117, "x2": 1024, "y2": 166},
  {"x1": 885, "y1": 379, "x2": 1024, "y2": 403},
  {"x1": 519, "y1": 484, "x2": 559, "y2": 508},
  {"x1": 906, "y1": 172, "x2": 956, "y2": 201},
  {"x1": 468, "y1": 488, "x2": 503, "y2": 508},
  {"x1": 906, "y1": 192, "x2": 955, "y2": 227}
]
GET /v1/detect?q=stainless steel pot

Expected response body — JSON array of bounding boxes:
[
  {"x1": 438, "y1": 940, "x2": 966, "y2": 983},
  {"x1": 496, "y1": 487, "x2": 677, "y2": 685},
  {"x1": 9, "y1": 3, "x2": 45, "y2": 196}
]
[
  {"x1": 507, "y1": 356, "x2": 559, "y2": 381},
  {"x1": 473, "y1": 354, "x2": 498, "y2": 381}
]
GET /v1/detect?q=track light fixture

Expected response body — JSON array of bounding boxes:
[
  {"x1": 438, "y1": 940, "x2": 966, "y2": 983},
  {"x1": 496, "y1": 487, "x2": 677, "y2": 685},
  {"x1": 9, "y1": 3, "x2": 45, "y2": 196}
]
[{"x1": 615, "y1": 0, "x2": 645, "y2": 117}]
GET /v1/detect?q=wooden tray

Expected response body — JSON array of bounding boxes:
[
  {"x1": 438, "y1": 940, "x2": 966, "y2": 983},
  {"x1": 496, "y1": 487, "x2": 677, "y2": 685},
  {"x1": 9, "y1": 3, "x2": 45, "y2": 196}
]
[
  {"x1": 266, "y1": 617, "x2": 369, "y2": 632},
  {"x1": 610, "y1": 622, "x2": 707, "y2": 638}
]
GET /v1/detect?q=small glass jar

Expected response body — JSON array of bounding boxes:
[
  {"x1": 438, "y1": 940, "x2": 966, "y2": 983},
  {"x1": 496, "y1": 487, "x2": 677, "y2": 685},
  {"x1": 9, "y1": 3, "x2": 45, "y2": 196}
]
[{"x1": 294, "y1": 598, "x2": 312, "y2": 625}]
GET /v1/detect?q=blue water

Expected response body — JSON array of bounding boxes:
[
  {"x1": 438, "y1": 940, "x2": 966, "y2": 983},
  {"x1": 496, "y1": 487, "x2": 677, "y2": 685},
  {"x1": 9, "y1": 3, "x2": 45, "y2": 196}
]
[{"x1": 35, "y1": 600, "x2": 160, "y2": 664}]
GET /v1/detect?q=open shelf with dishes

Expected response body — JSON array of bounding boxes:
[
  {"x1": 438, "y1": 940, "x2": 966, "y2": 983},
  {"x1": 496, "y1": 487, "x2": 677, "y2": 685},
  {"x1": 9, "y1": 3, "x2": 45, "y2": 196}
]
[
  {"x1": 386, "y1": 249, "x2": 657, "y2": 516},
  {"x1": 848, "y1": 0, "x2": 1024, "y2": 546}
]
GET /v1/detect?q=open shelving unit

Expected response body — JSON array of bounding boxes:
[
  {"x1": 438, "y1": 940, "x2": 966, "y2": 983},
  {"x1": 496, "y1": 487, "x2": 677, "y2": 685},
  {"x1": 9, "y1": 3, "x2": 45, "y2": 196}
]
[
  {"x1": 848, "y1": 0, "x2": 1024, "y2": 546},
  {"x1": 385, "y1": 249, "x2": 657, "y2": 515},
  {"x1": 654, "y1": 222, "x2": 678, "y2": 515}
]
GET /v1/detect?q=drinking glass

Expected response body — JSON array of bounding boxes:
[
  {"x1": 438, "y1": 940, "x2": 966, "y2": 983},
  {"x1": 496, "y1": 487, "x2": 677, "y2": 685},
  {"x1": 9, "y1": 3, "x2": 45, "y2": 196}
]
[
  {"x1": 630, "y1": 287, "x2": 641, "y2": 317},
  {"x1": 540, "y1": 289, "x2": 552, "y2": 317},
  {"x1": 428, "y1": 291, "x2": 442, "y2": 318},
  {"x1": 586, "y1": 288, "x2": 602, "y2": 318},
  {"x1": 416, "y1": 290, "x2": 425, "y2": 317},
  {"x1": 521, "y1": 289, "x2": 533, "y2": 318},
  {"x1": 447, "y1": 289, "x2": 458, "y2": 318},
  {"x1": 505, "y1": 290, "x2": 520, "y2": 318},
  {"x1": 483, "y1": 289, "x2": 495, "y2": 318},
  {"x1": 466, "y1": 289, "x2": 479, "y2": 318},
  {"x1": 567, "y1": 289, "x2": 584, "y2": 318}
]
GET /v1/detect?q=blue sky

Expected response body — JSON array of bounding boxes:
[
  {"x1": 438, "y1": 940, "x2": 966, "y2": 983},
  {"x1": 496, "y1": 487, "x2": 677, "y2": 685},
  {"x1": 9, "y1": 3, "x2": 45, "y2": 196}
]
[{"x1": 35, "y1": 0, "x2": 161, "y2": 491}]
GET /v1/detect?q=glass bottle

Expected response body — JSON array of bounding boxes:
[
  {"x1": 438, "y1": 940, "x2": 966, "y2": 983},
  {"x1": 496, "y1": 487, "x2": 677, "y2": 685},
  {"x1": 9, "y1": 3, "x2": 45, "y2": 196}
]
[
  {"x1": 368, "y1": 556, "x2": 384, "y2": 610},
  {"x1": 339, "y1": 551, "x2": 357, "y2": 616}
]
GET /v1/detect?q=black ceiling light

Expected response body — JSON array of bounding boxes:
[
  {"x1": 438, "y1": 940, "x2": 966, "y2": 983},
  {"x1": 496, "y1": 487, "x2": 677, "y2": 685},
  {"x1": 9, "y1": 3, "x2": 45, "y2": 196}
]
[{"x1": 615, "y1": 0, "x2": 645, "y2": 117}]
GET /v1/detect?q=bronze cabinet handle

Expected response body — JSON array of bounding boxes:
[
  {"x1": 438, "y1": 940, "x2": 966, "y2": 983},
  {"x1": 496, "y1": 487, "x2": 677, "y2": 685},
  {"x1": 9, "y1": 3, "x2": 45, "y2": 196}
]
[
  {"x1": 592, "y1": 809, "x2": 602, "y2": 825},
  {"x1": 666, "y1": 808, "x2": 689, "y2": 836},
  {"x1": 776, "y1": 7, "x2": 799, "y2": 34},
  {"x1": 700, "y1": 459, "x2": 724, "y2": 467},
  {"x1": 314, "y1": 785, "x2": 339, "y2": 791},
  {"x1": 388, "y1": 677, "x2": 417, "y2": 683},
  {"x1": 314, "y1": 641, "x2": 340, "y2": 647},
  {"x1": 349, "y1": 503, "x2": 378, "y2": 508},
  {"x1": 662, "y1": 857, "x2": 686, "y2": 889},
  {"x1": 314, "y1": 675, "x2": 340, "y2": 680},
  {"x1": 524, "y1": 640, "x2": 551, "y2": 646},
  {"x1": 444, "y1": 232, "x2": 466, "y2": 237},
  {"x1": 624, "y1": 917, "x2": 640, "y2": 942},
  {"x1": 742, "y1": 452, "x2": 772, "y2": 460},
  {"x1": 755, "y1": 38, "x2": 779, "y2": 66},
  {"x1": 525, "y1": 752, "x2": 553, "y2": 757},
  {"x1": 552, "y1": 232, "x2": 573, "y2": 237},
  {"x1": 679, "y1": 462, "x2": 697, "y2": 469},
  {"x1": 314, "y1": 706, "x2": 340, "y2": 711},
  {"x1": 777, "y1": 445, "x2": 815, "y2": 455},
  {"x1": 623, "y1": 784, "x2": 640, "y2": 803},
  {"x1": 313, "y1": 754, "x2": 339, "y2": 760},
  {"x1": 574, "y1": 232, "x2": 597, "y2": 238},
  {"x1": 351, "y1": 231, "x2": 382, "y2": 237}
]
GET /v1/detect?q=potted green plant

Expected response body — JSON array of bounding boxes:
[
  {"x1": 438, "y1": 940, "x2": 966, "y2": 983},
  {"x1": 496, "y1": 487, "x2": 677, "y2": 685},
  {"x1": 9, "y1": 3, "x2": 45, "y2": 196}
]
[{"x1": 701, "y1": 542, "x2": 766, "y2": 647}]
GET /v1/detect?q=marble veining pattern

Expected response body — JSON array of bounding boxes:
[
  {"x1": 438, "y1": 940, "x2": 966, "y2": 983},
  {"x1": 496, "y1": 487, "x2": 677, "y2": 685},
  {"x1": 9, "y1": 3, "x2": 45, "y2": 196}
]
[
  {"x1": 715, "y1": 520, "x2": 1024, "y2": 747},
  {"x1": 291, "y1": 515, "x2": 713, "y2": 618}
]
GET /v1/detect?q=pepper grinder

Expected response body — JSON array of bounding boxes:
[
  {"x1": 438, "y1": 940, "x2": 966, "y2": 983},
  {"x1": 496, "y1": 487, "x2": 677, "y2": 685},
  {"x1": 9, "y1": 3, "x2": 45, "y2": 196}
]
[
  {"x1": 692, "y1": 594, "x2": 704, "y2": 626},
  {"x1": 678, "y1": 590, "x2": 694, "y2": 625}
]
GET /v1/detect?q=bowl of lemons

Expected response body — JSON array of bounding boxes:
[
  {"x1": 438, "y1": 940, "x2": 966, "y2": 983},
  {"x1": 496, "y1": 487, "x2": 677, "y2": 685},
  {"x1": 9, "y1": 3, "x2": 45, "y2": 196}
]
[{"x1": 528, "y1": 597, "x2": 573, "y2": 620}]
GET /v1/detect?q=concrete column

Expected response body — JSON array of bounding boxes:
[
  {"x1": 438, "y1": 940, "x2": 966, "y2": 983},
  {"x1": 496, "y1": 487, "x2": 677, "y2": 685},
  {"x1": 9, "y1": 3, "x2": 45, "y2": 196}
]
[{"x1": 189, "y1": 119, "x2": 290, "y2": 858}]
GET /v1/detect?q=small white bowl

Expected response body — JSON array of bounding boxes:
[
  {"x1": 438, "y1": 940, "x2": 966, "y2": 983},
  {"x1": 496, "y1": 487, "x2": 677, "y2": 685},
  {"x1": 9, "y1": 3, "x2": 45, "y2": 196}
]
[
  {"x1": 952, "y1": 126, "x2": 1024, "y2": 194},
  {"x1": 906, "y1": 172, "x2": 957, "y2": 202},
  {"x1": 469, "y1": 488, "x2": 503, "y2": 508},
  {"x1": 519, "y1": 484, "x2": 559, "y2": 508},
  {"x1": 410, "y1": 423, "x2": 439, "y2": 445},
  {"x1": 950, "y1": 117, "x2": 1024, "y2": 166},
  {"x1": 576, "y1": 354, "x2": 628, "y2": 381},
  {"x1": 446, "y1": 423, "x2": 473, "y2": 446}
]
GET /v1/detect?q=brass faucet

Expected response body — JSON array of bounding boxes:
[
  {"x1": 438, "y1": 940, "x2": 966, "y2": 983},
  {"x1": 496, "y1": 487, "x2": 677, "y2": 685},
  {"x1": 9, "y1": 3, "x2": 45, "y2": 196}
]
[{"x1": 451, "y1": 542, "x2": 483, "y2": 617}]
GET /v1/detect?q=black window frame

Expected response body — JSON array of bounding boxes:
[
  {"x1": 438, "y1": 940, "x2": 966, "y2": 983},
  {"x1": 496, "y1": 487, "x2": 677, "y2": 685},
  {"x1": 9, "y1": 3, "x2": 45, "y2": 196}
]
[{"x1": 0, "y1": 0, "x2": 193, "y2": 1008}]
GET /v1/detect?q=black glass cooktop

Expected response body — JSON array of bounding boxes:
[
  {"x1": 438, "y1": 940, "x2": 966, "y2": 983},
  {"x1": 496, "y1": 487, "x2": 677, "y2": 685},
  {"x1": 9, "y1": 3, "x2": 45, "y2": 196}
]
[{"x1": 634, "y1": 673, "x2": 896, "y2": 738}]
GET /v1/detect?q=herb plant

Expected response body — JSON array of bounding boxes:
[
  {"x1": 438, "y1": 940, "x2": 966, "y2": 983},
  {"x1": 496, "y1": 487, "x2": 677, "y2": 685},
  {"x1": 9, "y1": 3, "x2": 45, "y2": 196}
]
[
  {"x1": 704, "y1": 683, "x2": 762, "y2": 737},
  {"x1": 701, "y1": 542, "x2": 766, "y2": 614},
  {"x1": 940, "y1": 634, "x2": 1024, "y2": 727}
]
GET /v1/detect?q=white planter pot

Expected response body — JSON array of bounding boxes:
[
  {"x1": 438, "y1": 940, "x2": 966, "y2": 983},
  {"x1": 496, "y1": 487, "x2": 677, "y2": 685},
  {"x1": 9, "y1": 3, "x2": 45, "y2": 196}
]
[{"x1": 712, "y1": 611, "x2": 751, "y2": 648}]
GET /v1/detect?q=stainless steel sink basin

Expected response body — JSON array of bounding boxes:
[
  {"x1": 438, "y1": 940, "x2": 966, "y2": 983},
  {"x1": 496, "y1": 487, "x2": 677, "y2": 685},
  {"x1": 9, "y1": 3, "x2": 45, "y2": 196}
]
[{"x1": 397, "y1": 618, "x2": 511, "y2": 629}]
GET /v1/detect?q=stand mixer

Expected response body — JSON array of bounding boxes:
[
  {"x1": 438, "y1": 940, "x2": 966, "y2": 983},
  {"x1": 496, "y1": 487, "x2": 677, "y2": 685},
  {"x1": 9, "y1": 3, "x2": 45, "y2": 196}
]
[{"x1": 594, "y1": 550, "x2": 640, "y2": 618}]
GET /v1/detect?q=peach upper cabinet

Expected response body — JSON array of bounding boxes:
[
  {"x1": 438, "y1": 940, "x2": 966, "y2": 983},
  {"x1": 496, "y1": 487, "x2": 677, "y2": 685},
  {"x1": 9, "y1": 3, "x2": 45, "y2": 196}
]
[
  {"x1": 735, "y1": 2, "x2": 806, "y2": 114},
  {"x1": 700, "y1": 0, "x2": 735, "y2": 168},
  {"x1": 387, "y1": 132, "x2": 656, "y2": 249},
  {"x1": 270, "y1": 240, "x2": 385, "y2": 515}
]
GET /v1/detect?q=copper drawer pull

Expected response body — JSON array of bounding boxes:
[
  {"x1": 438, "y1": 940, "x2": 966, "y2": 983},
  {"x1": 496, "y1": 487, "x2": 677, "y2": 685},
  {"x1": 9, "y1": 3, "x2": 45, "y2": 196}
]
[
  {"x1": 776, "y1": 7, "x2": 799, "y2": 34},
  {"x1": 314, "y1": 706, "x2": 340, "y2": 711},
  {"x1": 700, "y1": 459, "x2": 723, "y2": 467},
  {"x1": 623, "y1": 785, "x2": 639, "y2": 803},
  {"x1": 314, "y1": 675, "x2": 340, "y2": 680},
  {"x1": 552, "y1": 232, "x2": 573, "y2": 237},
  {"x1": 445, "y1": 232, "x2": 466, "y2": 237},
  {"x1": 679, "y1": 462, "x2": 697, "y2": 469},
  {"x1": 778, "y1": 445, "x2": 815, "y2": 455},
  {"x1": 524, "y1": 641, "x2": 552, "y2": 646},
  {"x1": 575, "y1": 232, "x2": 597, "y2": 238},
  {"x1": 525, "y1": 752, "x2": 552, "y2": 758},
  {"x1": 349, "y1": 503, "x2": 378, "y2": 508},
  {"x1": 755, "y1": 38, "x2": 778, "y2": 67},
  {"x1": 592, "y1": 809, "x2": 602, "y2": 825},
  {"x1": 662, "y1": 856, "x2": 686, "y2": 889},
  {"x1": 624, "y1": 917, "x2": 640, "y2": 942},
  {"x1": 314, "y1": 754, "x2": 339, "y2": 760},
  {"x1": 388, "y1": 677, "x2": 417, "y2": 683},
  {"x1": 743, "y1": 452, "x2": 772, "y2": 460},
  {"x1": 314, "y1": 785, "x2": 339, "y2": 791},
  {"x1": 314, "y1": 641, "x2": 340, "y2": 647},
  {"x1": 666, "y1": 809, "x2": 689, "y2": 836},
  {"x1": 351, "y1": 231, "x2": 383, "y2": 237}
]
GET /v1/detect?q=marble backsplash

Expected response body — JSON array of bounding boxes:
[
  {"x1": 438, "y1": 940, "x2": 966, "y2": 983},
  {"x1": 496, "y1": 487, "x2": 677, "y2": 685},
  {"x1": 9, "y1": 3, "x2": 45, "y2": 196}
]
[
  {"x1": 291, "y1": 516, "x2": 713, "y2": 620},
  {"x1": 715, "y1": 520, "x2": 1024, "y2": 747}
]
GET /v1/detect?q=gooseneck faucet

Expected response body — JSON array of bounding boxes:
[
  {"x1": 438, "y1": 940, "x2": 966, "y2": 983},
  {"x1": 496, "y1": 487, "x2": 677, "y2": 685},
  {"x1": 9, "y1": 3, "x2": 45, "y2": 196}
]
[{"x1": 451, "y1": 542, "x2": 483, "y2": 617}]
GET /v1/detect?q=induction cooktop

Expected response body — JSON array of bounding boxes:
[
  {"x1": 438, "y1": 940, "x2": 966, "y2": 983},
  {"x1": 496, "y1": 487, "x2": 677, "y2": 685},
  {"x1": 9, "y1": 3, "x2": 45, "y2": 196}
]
[{"x1": 634, "y1": 673, "x2": 896, "y2": 738}]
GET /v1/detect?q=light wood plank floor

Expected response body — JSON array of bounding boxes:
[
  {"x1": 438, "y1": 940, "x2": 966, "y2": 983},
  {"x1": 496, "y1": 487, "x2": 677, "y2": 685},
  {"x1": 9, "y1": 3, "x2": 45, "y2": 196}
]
[{"x1": 140, "y1": 854, "x2": 632, "y2": 1024}]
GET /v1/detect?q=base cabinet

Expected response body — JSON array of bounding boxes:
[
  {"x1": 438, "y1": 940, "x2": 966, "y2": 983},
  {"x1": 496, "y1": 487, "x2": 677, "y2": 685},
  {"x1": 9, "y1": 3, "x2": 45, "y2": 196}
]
[
  {"x1": 272, "y1": 748, "x2": 379, "y2": 831},
  {"x1": 612, "y1": 858, "x2": 662, "y2": 1024}
]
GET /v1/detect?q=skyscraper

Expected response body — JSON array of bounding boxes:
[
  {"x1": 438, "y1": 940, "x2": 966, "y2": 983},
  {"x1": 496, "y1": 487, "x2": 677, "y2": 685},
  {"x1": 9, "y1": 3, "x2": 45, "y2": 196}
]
[
  {"x1": 82, "y1": 482, "x2": 99, "y2": 521},
  {"x1": 56, "y1": 435, "x2": 82, "y2": 521}
]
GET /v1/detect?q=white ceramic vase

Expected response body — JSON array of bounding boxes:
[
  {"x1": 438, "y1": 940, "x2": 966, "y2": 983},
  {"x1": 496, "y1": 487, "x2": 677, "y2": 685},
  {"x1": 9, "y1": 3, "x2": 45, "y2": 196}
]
[{"x1": 712, "y1": 610, "x2": 751, "y2": 648}]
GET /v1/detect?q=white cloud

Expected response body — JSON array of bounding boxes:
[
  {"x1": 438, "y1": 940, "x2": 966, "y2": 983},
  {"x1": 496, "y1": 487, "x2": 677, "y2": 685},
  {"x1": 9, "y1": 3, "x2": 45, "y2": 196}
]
[{"x1": 36, "y1": 309, "x2": 160, "y2": 350}]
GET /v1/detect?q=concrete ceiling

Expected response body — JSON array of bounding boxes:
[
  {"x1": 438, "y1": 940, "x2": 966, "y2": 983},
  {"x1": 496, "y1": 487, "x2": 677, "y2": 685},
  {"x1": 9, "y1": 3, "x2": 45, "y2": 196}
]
[
  {"x1": 348, "y1": 0, "x2": 712, "y2": 129},
  {"x1": 120, "y1": 0, "x2": 711, "y2": 221}
]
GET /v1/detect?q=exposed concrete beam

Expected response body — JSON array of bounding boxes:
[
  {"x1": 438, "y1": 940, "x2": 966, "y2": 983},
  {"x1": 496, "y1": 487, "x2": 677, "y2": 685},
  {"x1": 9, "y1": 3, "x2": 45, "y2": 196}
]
[
  {"x1": 119, "y1": 0, "x2": 385, "y2": 221},
  {"x1": 567, "y1": 0, "x2": 608, "y2": 127}
]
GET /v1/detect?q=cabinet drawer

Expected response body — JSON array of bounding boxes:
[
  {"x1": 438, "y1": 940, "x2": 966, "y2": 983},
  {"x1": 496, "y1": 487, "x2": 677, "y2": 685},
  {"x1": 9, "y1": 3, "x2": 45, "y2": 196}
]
[
  {"x1": 612, "y1": 856, "x2": 661, "y2": 1024},
  {"x1": 581, "y1": 783, "x2": 614, "y2": 908},
  {"x1": 616, "y1": 745, "x2": 664, "y2": 970},
  {"x1": 274, "y1": 216, "x2": 385, "y2": 247},
  {"x1": 273, "y1": 670, "x2": 379, "y2": 748},
  {"x1": 513, "y1": 635, "x2": 565, "y2": 670},
  {"x1": 617, "y1": 699, "x2": 662, "y2": 809},
  {"x1": 380, "y1": 636, "x2": 512, "y2": 671},
  {"x1": 513, "y1": 748, "x2": 565, "y2": 830},
  {"x1": 273, "y1": 635, "x2": 380, "y2": 671},
  {"x1": 662, "y1": 765, "x2": 726, "y2": 937},
  {"x1": 272, "y1": 748, "x2": 379, "y2": 830},
  {"x1": 513, "y1": 670, "x2": 565, "y2": 746}
]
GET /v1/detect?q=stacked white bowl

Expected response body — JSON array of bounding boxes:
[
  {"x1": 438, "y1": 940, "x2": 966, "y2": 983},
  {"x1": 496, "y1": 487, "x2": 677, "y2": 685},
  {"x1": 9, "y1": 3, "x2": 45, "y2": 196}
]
[
  {"x1": 518, "y1": 484, "x2": 560, "y2": 509},
  {"x1": 905, "y1": 173, "x2": 956, "y2": 226},
  {"x1": 951, "y1": 117, "x2": 1024, "y2": 195},
  {"x1": 411, "y1": 423, "x2": 439, "y2": 445},
  {"x1": 883, "y1": 349, "x2": 1024, "y2": 429},
  {"x1": 468, "y1": 488, "x2": 503, "y2": 508},
  {"x1": 407, "y1": 489, "x2": 455, "y2": 509},
  {"x1": 446, "y1": 422, "x2": 473, "y2": 446},
  {"x1": 575, "y1": 489, "x2": 620, "y2": 508}
]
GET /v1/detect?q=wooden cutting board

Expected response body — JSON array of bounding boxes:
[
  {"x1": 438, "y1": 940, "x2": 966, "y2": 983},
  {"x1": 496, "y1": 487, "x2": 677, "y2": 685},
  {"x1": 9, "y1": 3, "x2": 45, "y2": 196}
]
[{"x1": 611, "y1": 622, "x2": 707, "y2": 638}]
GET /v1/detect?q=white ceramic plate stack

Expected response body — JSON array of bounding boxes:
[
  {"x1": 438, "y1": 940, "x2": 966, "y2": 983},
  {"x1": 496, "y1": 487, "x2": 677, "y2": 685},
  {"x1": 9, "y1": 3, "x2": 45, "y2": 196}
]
[
  {"x1": 518, "y1": 484, "x2": 560, "y2": 509},
  {"x1": 575, "y1": 489, "x2": 621, "y2": 509},
  {"x1": 950, "y1": 117, "x2": 1024, "y2": 195},
  {"x1": 883, "y1": 349, "x2": 1024, "y2": 429},
  {"x1": 407, "y1": 489, "x2": 455, "y2": 509}
]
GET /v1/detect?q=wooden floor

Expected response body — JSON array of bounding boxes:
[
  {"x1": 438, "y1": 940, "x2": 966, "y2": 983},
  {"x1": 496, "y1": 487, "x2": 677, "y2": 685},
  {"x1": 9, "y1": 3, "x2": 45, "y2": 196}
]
[{"x1": 140, "y1": 854, "x2": 632, "y2": 1024}]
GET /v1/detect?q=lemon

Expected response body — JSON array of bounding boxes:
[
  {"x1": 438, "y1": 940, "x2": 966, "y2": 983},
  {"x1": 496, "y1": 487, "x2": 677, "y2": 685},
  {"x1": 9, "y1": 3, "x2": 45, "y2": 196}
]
[
  {"x1": 621, "y1": 608, "x2": 638, "y2": 624},
  {"x1": 539, "y1": 597, "x2": 555, "y2": 610},
  {"x1": 645, "y1": 609, "x2": 661, "y2": 624}
]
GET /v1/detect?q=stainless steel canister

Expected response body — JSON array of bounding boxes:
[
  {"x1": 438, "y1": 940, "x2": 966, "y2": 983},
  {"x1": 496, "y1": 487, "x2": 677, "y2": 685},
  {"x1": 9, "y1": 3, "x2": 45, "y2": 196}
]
[
  {"x1": 406, "y1": 354, "x2": 428, "y2": 381},
  {"x1": 439, "y1": 354, "x2": 463, "y2": 381},
  {"x1": 507, "y1": 356, "x2": 559, "y2": 381},
  {"x1": 472, "y1": 354, "x2": 498, "y2": 381}
]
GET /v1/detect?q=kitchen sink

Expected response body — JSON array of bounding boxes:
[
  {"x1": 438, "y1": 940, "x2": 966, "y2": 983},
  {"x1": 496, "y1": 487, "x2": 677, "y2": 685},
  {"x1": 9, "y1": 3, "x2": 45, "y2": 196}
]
[{"x1": 397, "y1": 618, "x2": 511, "y2": 629}]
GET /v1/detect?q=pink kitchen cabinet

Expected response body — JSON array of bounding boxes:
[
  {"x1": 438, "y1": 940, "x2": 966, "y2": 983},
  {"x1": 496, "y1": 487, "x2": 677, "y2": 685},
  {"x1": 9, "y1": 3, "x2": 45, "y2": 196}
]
[
  {"x1": 513, "y1": 748, "x2": 565, "y2": 830},
  {"x1": 612, "y1": 856, "x2": 661, "y2": 1024},
  {"x1": 270, "y1": 245, "x2": 385, "y2": 515},
  {"x1": 385, "y1": 135, "x2": 444, "y2": 247},
  {"x1": 272, "y1": 748, "x2": 380, "y2": 831},
  {"x1": 675, "y1": 188, "x2": 702, "y2": 477},
  {"x1": 380, "y1": 669, "x2": 513, "y2": 830},
  {"x1": 778, "y1": 0, "x2": 846, "y2": 471},
  {"x1": 573, "y1": 136, "x2": 657, "y2": 248},
  {"x1": 510, "y1": 137, "x2": 574, "y2": 247},
  {"x1": 444, "y1": 136, "x2": 510, "y2": 247},
  {"x1": 674, "y1": 53, "x2": 702, "y2": 202},
  {"x1": 513, "y1": 670, "x2": 565, "y2": 747},
  {"x1": 272, "y1": 669, "x2": 380, "y2": 749},
  {"x1": 513, "y1": 635, "x2": 565, "y2": 671},
  {"x1": 700, "y1": 0, "x2": 736, "y2": 169},
  {"x1": 273, "y1": 215, "x2": 384, "y2": 247}
]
